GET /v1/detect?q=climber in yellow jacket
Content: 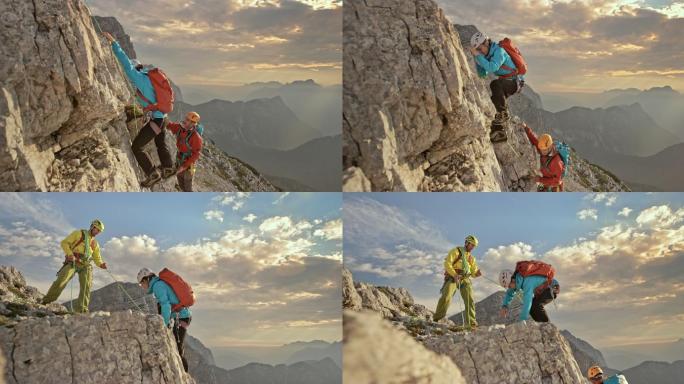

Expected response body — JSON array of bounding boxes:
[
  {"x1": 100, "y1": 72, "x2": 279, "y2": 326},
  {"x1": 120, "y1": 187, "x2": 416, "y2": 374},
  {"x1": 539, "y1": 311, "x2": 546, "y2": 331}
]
[
  {"x1": 433, "y1": 235, "x2": 482, "y2": 329},
  {"x1": 41, "y1": 220, "x2": 108, "y2": 313}
]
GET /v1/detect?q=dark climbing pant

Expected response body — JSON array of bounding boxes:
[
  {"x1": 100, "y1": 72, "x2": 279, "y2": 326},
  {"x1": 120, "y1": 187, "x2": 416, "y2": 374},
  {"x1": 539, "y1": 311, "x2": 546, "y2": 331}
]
[
  {"x1": 176, "y1": 167, "x2": 194, "y2": 192},
  {"x1": 173, "y1": 317, "x2": 191, "y2": 372},
  {"x1": 530, "y1": 286, "x2": 558, "y2": 322},
  {"x1": 132, "y1": 118, "x2": 173, "y2": 175},
  {"x1": 490, "y1": 78, "x2": 519, "y2": 113}
]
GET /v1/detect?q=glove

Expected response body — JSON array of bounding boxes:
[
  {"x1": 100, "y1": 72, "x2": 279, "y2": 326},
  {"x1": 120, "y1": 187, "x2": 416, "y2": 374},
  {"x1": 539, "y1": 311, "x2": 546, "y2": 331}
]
[{"x1": 99, "y1": 262, "x2": 108, "y2": 270}]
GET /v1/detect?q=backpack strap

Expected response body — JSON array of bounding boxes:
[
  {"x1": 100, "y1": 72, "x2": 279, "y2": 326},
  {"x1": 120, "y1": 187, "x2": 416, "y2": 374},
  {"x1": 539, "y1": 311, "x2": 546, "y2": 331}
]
[{"x1": 176, "y1": 129, "x2": 196, "y2": 164}]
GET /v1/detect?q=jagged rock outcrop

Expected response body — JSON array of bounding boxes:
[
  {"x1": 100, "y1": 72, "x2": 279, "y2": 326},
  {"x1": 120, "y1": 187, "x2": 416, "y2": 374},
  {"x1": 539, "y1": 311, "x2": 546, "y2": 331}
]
[
  {"x1": 561, "y1": 330, "x2": 609, "y2": 376},
  {"x1": 0, "y1": 266, "x2": 193, "y2": 384},
  {"x1": 92, "y1": 16, "x2": 136, "y2": 58},
  {"x1": 342, "y1": 268, "x2": 440, "y2": 322},
  {"x1": 344, "y1": 310, "x2": 466, "y2": 384},
  {"x1": 450, "y1": 290, "x2": 520, "y2": 327},
  {"x1": 343, "y1": 268, "x2": 586, "y2": 383},
  {"x1": 0, "y1": 0, "x2": 142, "y2": 191}
]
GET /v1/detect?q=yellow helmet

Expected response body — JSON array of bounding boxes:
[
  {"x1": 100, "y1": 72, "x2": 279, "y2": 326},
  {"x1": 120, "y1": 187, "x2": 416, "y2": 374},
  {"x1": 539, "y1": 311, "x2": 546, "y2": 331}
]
[
  {"x1": 537, "y1": 134, "x2": 553, "y2": 152},
  {"x1": 90, "y1": 219, "x2": 105, "y2": 232},
  {"x1": 465, "y1": 235, "x2": 478, "y2": 247},
  {"x1": 587, "y1": 365, "x2": 603, "y2": 379},
  {"x1": 185, "y1": 111, "x2": 201, "y2": 124}
]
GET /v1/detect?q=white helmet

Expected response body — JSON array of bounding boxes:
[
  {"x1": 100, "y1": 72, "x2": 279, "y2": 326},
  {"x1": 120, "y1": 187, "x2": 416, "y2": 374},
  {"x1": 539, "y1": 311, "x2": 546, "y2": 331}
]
[
  {"x1": 137, "y1": 267, "x2": 154, "y2": 283},
  {"x1": 470, "y1": 31, "x2": 488, "y2": 48},
  {"x1": 499, "y1": 269, "x2": 514, "y2": 288}
]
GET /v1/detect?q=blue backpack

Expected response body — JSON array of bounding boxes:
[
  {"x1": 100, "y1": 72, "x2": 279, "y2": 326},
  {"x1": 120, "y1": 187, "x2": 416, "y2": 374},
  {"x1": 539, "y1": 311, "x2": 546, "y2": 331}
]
[
  {"x1": 542, "y1": 141, "x2": 570, "y2": 178},
  {"x1": 176, "y1": 123, "x2": 204, "y2": 163}
]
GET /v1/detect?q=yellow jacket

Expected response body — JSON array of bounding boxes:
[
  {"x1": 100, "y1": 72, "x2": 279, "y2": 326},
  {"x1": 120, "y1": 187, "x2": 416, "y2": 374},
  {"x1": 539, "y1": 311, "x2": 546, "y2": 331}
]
[
  {"x1": 60, "y1": 230, "x2": 103, "y2": 267},
  {"x1": 444, "y1": 246, "x2": 480, "y2": 280}
]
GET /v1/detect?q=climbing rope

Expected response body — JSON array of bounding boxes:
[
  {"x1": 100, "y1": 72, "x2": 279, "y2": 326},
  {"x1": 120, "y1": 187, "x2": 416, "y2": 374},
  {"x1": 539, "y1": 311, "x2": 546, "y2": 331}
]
[
  {"x1": 105, "y1": 269, "x2": 145, "y2": 312},
  {"x1": 69, "y1": 261, "x2": 75, "y2": 313}
]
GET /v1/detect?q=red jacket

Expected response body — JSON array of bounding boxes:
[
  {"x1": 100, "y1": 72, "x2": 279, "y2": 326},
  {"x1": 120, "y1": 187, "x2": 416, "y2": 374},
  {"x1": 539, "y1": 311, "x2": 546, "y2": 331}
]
[
  {"x1": 166, "y1": 122, "x2": 202, "y2": 169},
  {"x1": 525, "y1": 126, "x2": 564, "y2": 188}
]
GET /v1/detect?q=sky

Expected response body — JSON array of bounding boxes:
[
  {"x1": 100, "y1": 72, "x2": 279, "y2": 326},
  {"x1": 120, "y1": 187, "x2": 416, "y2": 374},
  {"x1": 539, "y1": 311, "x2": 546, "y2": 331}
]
[
  {"x1": 0, "y1": 192, "x2": 342, "y2": 348},
  {"x1": 438, "y1": 0, "x2": 684, "y2": 93},
  {"x1": 87, "y1": 0, "x2": 341, "y2": 86},
  {"x1": 344, "y1": 192, "x2": 684, "y2": 349}
]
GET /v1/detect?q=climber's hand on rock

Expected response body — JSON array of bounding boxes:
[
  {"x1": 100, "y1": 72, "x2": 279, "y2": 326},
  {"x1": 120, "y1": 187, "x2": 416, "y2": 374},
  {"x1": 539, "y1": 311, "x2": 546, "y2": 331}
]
[
  {"x1": 103, "y1": 32, "x2": 115, "y2": 43},
  {"x1": 500, "y1": 307, "x2": 509, "y2": 318}
]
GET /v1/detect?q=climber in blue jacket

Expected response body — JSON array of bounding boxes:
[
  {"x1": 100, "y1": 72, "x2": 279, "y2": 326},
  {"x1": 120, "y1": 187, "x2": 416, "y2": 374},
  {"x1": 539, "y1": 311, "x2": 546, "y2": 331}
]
[
  {"x1": 138, "y1": 268, "x2": 192, "y2": 372},
  {"x1": 104, "y1": 32, "x2": 174, "y2": 187},
  {"x1": 498, "y1": 270, "x2": 559, "y2": 322},
  {"x1": 469, "y1": 31, "x2": 526, "y2": 142}
]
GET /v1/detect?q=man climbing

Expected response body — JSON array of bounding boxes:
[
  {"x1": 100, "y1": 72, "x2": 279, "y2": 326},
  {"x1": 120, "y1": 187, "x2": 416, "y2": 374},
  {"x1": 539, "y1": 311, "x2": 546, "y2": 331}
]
[
  {"x1": 41, "y1": 220, "x2": 107, "y2": 313},
  {"x1": 433, "y1": 235, "x2": 482, "y2": 330},
  {"x1": 498, "y1": 263, "x2": 560, "y2": 323},
  {"x1": 138, "y1": 268, "x2": 193, "y2": 372},
  {"x1": 523, "y1": 123, "x2": 566, "y2": 192},
  {"x1": 469, "y1": 31, "x2": 527, "y2": 142},
  {"x1": 166, "y1": 111, "x2": 203, "y2": 192},
  {"x1": 587, "y1": 366, "x2": 628, "y2": 384},
  {"x1": 103, "y1": 32, "x2": 175, "y2": 188}
]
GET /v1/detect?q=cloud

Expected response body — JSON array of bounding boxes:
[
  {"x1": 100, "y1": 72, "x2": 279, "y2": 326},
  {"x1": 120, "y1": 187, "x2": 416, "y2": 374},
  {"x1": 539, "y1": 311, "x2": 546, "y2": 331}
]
[
  {"x1": 259, "y1": 216, "x2": 313, "y2": 239},
  {"x1": 213, "y1": 192, "x2": 251, "y2": 211},
  {"x1": 438, "y1": 0, "x2": 684, "y2": 92},
  {"x1": 243, "y1": 214, "x2": 258, "y2": 223},
  {"x1": 273, "y1": 192, "x2": 291, "y2": 205},
  {"x1": 588, "y1": 193, "x2": 618, "y2": 206},
  {"x1": 0, "y1": 222, "x2": 62, "y2": 260},
  {"x1": 0, "y1": 193, "x2": 72, "y2": 235},
  {"x1": 313, "y1": 219, "x2": 342, "y2": 240},
  {"x1": 618, "y1": 207, "x2": 633, "y2": 217},
  {"x1": 577, "y1": 208, "x2": 599, "y2": 220},
  {"x1": 204, "y1": 210, "x2": 224, "y2": 222},
  {"x1": 635, "y1": 205, "x2": 684, "y2": 228},
  {"x1": 89, "y1": 0, "x2": 341, "y2": 85}
]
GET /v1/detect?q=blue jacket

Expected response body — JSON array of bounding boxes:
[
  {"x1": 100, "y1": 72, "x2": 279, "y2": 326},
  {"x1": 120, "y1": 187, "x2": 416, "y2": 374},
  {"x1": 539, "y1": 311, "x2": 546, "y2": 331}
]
[
  {"x1": 502, "y1": 274, "x2": 559, "y2": 321},
  {"x1": 147, "y1": 276, "x2": 191, "y2": 326},
  {"x1": 475, "y1": 42, "x2": 523, "y2": 80},
  {"x1": 111, "y1": 41, "x2": 165, "y2": 119}
]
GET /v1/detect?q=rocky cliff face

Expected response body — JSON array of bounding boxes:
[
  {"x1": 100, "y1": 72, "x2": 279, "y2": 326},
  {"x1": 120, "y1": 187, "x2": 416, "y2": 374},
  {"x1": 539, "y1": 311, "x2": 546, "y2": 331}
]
[
  {"x1": 344, "y1": 0, "x2": 541, "y2": 192},
  {"x1": 342, "y1": 0, "x2": 627, "y2": 192},
  {"x1": 0, "y1": 0, "x2": 277, "y2": 192},
  {"x1": 0, "y1": 266, "x2": 194, "y2": 384},
  {"x1": 0, "y1": 0, "x2": 141, "y2": 191},
  {"x1": 343, "y1": 268, "x2": 586, "y2": 383}
]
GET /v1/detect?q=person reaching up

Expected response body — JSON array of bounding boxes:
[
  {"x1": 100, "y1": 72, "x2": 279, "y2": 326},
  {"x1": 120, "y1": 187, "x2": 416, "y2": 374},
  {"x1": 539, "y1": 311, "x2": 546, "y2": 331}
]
[{"x1": 103, "y1": 32, "x2": 175, "y2": 188}]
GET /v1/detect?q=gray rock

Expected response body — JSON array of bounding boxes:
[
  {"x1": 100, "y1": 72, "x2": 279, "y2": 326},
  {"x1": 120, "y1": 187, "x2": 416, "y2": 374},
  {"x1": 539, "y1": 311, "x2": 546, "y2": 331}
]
[
  {"x1": 344, "y1": 310, "x2": 465, "y2": 384},
  {"x1": 344, "y1": 268, "x2": 586, "y2": 384},
  {"x1": 0, "y1": 266, "x2": 193, "y2": 384}
]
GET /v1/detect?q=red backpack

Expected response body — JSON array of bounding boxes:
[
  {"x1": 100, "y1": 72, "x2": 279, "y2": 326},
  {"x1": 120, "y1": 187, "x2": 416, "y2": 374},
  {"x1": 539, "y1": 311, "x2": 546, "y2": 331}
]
[
  {"x1": 136, "y1": 68, "x2": 175, "y2": 114},
  {"x1": 515, "y1": 260, "x2": 555, "y2": 295},
  {"x1": 158, "y1": 268, "x2": 195, "y2": 312},
  {"x1": 498, "y1": 38, "x2": 527, "y2": 77}
]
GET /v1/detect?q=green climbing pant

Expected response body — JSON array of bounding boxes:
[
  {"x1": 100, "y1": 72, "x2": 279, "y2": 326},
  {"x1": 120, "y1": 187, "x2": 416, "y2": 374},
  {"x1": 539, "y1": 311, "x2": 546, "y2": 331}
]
[
  {"x1": 433, "y1": 279, "x2": 477, "y2": 329},
  {"x1": 41, "y1": 263, "x2": 93, "y2": 313}
]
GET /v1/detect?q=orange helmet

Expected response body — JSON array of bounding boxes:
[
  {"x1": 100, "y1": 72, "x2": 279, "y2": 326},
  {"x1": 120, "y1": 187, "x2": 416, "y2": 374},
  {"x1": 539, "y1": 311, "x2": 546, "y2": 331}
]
[
  {"x1": 185, "y1": 111, "x2": 201, "y2": 124},
  {"x1": 537, "y1": 134, "x2": 553, "y2": 152},
  {"x1": 587, "y1": 365, "x2": 603, "y2": 379}
]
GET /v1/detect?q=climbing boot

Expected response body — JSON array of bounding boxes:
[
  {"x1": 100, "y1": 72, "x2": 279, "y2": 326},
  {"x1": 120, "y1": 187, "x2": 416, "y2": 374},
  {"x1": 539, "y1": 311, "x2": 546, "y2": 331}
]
[
  {"x1": 493, "y1": 110, "x2": 510, "y2": 125},
  {"x1": 490, "y1": 129, "x2": 507, "y2": 143},
  {"x1": 161, "y1": 166, "x2": 176, "y2": 179},
  {"x1": 141, "y1": 169, "x2": 162, "y2": 188}
]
